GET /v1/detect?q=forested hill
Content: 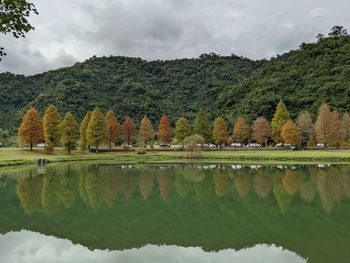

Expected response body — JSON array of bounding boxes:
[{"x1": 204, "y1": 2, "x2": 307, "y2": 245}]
[
  {"x1": 217, "y1": 33, "x2": 350, "y2": 122},
  {"x1": 0, "y1": 54, "x2": 263, "y2": 132},
  {"x1": 1, "y1": 29, "x2": 350, "y2": 133}
]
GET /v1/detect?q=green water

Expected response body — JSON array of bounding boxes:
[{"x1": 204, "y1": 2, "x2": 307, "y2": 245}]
[{"x1": 0, "y1": 163, "x2": 349, "y2": 263}]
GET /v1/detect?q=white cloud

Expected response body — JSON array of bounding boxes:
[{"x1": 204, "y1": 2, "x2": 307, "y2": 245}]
[
  {"x1": 0, "y1": 230, "x2": 306, "y2": 263},
  {"x1": 0, "y1": 0, "x2": 350, "y2": 75}
]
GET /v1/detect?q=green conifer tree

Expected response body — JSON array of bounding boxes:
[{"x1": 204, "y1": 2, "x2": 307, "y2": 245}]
[
  {"x1": 86, "y1": 107, "x2": 107, "y2": 153},
  {"x1": 193, "y1": 110, "x2": 211, "y2": 142},
  {"x1": 60, "y1": 112, "x2": 79, "y2": 154},
  {"x1": 43, "y1": 105, "x2": 62, "y2": 148},
  {"x1": 271, "y1": 100, "x2": 290, "y2": 143},
  {"x1": 175, "y1": 117, "x2": 191, "y2": 148},
  {"x1": 80, "y1": 111, "x2": 92, "y2": 151}
]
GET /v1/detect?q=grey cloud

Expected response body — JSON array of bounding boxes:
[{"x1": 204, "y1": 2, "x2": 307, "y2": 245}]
[{"x1": 0, "y1": 0, "x2": 350, "y2": 75}]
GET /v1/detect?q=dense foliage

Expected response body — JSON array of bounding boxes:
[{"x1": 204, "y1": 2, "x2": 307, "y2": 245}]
[
  {"x1": 218, "y1": 31, "x2": 350, "y2": 122},
  {"x1": 0, "y1": 54, "x2": 261, "y2": 133},
  {"x1": 1, "y1": 27, "x2": 350, "y2": 135}
]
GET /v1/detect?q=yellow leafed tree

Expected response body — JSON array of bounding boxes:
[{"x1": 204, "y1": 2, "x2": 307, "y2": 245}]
[
  {"x1": 18, "y1": 108, "x2": 44, "y2": 150},
  {"x1": 43, "y1": 105, "x2": 62, "y2": 148}
]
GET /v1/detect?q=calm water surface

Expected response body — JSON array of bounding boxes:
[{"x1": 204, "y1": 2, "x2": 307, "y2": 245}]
[{"x1": 0, "y1": 163, "x2": 349, "y2": 263}]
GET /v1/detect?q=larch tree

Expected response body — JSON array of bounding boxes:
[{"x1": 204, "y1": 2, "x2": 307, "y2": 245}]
[
  {"x1": 233, "y1": 117, "x2": 250, "y2": 144},
  {"x1": 139, "y1": 116, "x2": 154, "y2": 146},
  {"x1": 315, "y1": 103, "x2": 331, "y2": 144},
  {"x1": 86, "y1": 107, "x2": 108, "y2": 153},
  {"x1": 341, "y1": 112, "x2": 350, "y2": 145},
  {"x1": 123, "y1": 116, "x2": 137, "y2": 146},
  {"x1": 80, "y1": 111, "x2": 92, "y2": 151},
  {"x1": 296, "y1": 111, "x2": 316, "y2": 147},
  {"x1": 271, "y1": 100, "x2": 290, "y2": 143},
  {"x1": 328, "y1": 110, "x2": 341, "y2": 147},
  {"x1": 175, "y1": 117, "x2": 191, "y2": 148},
  {"x1": 193, "y1": 110, "x2": 211, "y2": 142},
  {"x1": 251, "y1": 117, "x2": 271, "y2": 146},
  {"x1": 158, "y1": 114, "x2": 172, "y2": 144},
  {"x1": 106, "y1": 110, "x2": 121, "y2": 149},
  {"x1": 296, "y1": 111, "x2": 314, "y2": 144},
  {"x1": 43, "y1": 105, "x2": 62, "y2": 147},
  {"x1": 18, "y1": 108, "x2": 43, "y2": 150},
  {"x1": 60, "y1": 112, "x2": 79, "y2": 154},
  {"x1": 212, "y1": 117, "x2": 228, "y2": 147},
  {"x1": 281, "y1": 120, "x2": 302, "y2": 145}
]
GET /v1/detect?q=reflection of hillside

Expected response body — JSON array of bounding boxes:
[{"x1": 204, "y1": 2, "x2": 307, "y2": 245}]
[{"x1": 12, "y1": 164, "x2": 350, "y2": 215}]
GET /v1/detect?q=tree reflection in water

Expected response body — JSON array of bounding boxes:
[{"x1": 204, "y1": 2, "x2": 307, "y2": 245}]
[{"x1": 12, "y1": 164, "x2": 350, "y2": 215}]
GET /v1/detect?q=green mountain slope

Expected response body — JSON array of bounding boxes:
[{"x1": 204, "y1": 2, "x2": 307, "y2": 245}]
[
  {"x1": 1, "y1": 31, "x2": 350, "y2": 133},
  {"x1": 0, "y1": 54, "x2": 262, "y2": 132},
  {"x1": 217, "y1": 35, "x2": 350, "y2": 121}
]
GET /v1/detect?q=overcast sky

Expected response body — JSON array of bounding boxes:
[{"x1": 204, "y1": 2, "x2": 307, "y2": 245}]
[{"x1": 0, "y1": 0, "x2": 350, "y2": 75}]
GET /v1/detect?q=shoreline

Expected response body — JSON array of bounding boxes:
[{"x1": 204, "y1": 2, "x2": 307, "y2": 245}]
[{"x1": 1, "y1": 148, "x2": 350, "y2": 168}]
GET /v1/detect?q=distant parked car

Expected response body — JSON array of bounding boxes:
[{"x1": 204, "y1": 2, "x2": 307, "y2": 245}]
[
  {"x1": 0, "y1": 143, "x2": 3, "y2": 148},
  {"x1": 159, "y1": 144, "x2": 171, "y2": 148},
  {"x1": 231, "y1": 143, "x2": 243, "y2": 147},
  {"x1": 316, "y1": 143, "x2": 326, "y2": 148},
  {"x1": 37, "y1": 143, "x2": 48, "y2": 148},
  {"x1": 208, "y1": 143, "x2": 217, "y2": 149},
  {"x1": 291, "y1": 144, "x2": 299, "y2": 151},
  {"x1": 247, "y1": 143, "x2": 261, "y2": 148},
  {"x1": 275, "y1": 143, "x2": 291, "y2": 148}
]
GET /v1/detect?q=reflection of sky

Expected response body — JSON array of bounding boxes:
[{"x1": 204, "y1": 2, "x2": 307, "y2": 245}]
[{"x1": 0, "y1": 231, "x2": 306, "y2": 263}]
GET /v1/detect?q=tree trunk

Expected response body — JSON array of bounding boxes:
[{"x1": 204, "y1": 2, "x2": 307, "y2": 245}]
[
  {"x1": 96, "y1": 144, "x2": 99, "y2": 153},
  {"x1": 30, "y1": 141, "x2": 33, "y2": 151},
  {"x1": 109, "y1": 138, "x2": 112, "y2": 150}
]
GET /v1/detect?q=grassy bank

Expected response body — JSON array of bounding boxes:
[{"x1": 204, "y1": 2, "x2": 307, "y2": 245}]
[{"x1": 1, "y1": 148, "x2": 350, "y2": 167}]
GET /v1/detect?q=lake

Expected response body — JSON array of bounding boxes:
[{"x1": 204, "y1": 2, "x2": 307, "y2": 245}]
[{"x1": 0, "y1": 163, "x2": 349, "y2": 263}]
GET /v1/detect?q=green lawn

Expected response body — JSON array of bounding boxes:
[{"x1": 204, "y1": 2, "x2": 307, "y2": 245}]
[{"x1": 1, "y1": 147, "x2": 350, "y2": 167}]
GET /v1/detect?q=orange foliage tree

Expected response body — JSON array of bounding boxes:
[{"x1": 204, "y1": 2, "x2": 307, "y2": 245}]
[
  {"x1": 281, "y1": 120, "x2": 302, "y2": 145},
  {"x1": 212, "y1": 117, "x2": 228, "y2": 146},
  {"x1": 233, "y1": 117, "x2": 250, "y2": 144},
  {"x1": 123, "y1": 116, "x2": 136, "y2": 146},
  {"x1": 315, "y1": 103, "x2": 331, "y2": 144},
  {"x1": 251, "y1": 117, "x2": 271, "y2": 146},
  {"x1": 158, "y1": 114, "x2": 172, "y2": 144},
  {"x1": 341, "y1": 112, "x2": 350, "y2": 145},
  {"x1": 106, "y1": 110, "x2": 121, "y2": 149},
  {"x1": 18, "y1": 108, "x2": 44, "y2": 150},
  {"x1": 328, "y1": 110, "x2": 341, "y2": 147},
  {"x1": 139, "y1": 116, "x2": 154, "y2": 146}
]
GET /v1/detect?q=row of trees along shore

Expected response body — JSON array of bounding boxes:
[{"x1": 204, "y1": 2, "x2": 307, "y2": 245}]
[{"x1": 17, "y1": 101, "x2": 350, "y2": 153}]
